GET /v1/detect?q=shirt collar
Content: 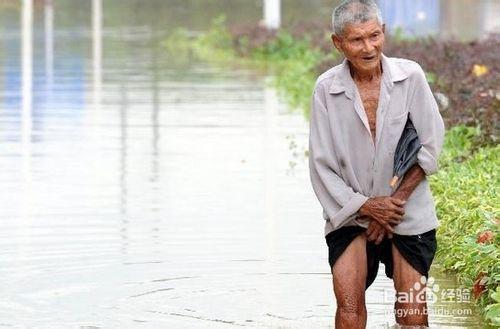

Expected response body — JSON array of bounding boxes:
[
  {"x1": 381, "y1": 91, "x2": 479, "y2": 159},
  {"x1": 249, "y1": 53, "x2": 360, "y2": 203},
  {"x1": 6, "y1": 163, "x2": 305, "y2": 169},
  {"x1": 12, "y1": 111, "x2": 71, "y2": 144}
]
[{"x1": 328, "y1": 53, "x2": 408, "y2": 95}]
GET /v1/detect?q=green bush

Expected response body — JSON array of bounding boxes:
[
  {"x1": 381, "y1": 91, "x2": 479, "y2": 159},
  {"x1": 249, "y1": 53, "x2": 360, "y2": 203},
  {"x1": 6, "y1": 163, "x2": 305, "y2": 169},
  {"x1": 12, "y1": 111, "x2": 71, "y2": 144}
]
[
  {"x1": 431, "y1": 126, "x2": 499, "y2": 324},
  {"x1": 251, "y1": 32, "x2": 325, "y2": 115},
  {"x1": 486, "y1": 287, "x2": 500, "y2": 326}
]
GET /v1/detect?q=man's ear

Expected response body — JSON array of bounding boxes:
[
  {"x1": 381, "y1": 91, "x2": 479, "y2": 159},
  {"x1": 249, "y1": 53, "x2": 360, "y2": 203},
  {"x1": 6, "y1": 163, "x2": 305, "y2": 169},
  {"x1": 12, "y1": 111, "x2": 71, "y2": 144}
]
[
  {"x1": 331, "y1": 33, "x2": 343, "y2": 53},
  {"x1": 381, "y1": 23, "x2": 386, "y2": 34}
]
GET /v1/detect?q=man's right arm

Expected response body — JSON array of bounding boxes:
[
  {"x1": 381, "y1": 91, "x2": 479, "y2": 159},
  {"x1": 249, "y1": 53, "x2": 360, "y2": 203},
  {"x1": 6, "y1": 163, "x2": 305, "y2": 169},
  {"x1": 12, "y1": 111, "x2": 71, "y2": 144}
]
[{"x1": 308, "y1": 84, "x2": 369, "y2": 230}]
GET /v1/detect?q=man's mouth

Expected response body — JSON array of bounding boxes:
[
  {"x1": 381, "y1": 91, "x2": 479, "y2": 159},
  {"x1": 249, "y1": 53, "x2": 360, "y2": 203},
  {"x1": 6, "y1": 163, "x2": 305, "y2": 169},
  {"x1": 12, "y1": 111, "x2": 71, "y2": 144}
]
[{"x1": 362, "y1": 55, "x2": 377, "y2": 61}]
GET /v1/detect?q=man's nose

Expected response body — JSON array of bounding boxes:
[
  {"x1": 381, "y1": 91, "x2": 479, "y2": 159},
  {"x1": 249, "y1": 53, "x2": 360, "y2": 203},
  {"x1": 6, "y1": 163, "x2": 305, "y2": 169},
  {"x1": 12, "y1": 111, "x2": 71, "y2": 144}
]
[{"x1": 363, "y1": 39, "x2": 375, "y2": 52}]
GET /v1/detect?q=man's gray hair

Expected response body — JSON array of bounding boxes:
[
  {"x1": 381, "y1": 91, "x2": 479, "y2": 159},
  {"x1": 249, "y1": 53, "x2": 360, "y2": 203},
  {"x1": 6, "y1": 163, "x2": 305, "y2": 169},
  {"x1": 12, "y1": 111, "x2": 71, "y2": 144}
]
[{"x1": 332, "y1": 0, "x2": 383, "y2": 36}]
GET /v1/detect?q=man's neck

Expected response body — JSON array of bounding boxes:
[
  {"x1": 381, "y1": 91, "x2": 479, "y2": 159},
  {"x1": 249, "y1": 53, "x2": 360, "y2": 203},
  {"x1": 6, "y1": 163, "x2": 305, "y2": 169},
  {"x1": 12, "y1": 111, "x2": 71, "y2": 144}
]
[{"x1": 349, "y1": 61, "x2": 383, "y2": 83}]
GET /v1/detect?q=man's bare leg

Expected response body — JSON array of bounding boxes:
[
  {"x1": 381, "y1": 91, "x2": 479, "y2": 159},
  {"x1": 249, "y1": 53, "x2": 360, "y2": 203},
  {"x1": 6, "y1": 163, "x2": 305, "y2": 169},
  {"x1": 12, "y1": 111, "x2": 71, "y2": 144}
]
[
  {"x1": 392, "y1": 244, "x2": 429, "y2": 327},
  {"x1": 331, "y1": 234, "x2": 368, "y2": 328}
]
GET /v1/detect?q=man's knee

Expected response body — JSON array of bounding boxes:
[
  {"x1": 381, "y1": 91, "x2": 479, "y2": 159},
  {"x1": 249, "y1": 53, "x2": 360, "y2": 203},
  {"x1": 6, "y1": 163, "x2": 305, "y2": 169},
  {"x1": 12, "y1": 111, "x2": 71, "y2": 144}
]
[
  {"x1": 336, "y1": 297, "x2": 366, "y2": 329},
  {"x1": 394, "y1": 303, "x2": 428, "y2": 326},
  {"x1": 337, "y1": 292, "x2": 365, "y2": 313},
  {"x1": 330, "y1": 234, "x2": 368, "y2": 326}
]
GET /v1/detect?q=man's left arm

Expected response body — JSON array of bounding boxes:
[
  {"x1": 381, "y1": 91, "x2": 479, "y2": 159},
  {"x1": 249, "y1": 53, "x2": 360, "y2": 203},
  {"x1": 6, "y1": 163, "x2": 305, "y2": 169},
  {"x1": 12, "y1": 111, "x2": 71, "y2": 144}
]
[
  {"x1": 367, "y1": 64, "x2": 445, "y2": 243},
  {"x1": 367, "y1": 164, "x2": 425, "y2": 242},
  {"x1": 407, "y1": 63, "x2": 446, "y2": 176},
  {"x1": 392, "y1": 64, "x2": 446, "y2": 202},
  {"x1": 390, "y1": 164, "x2": 425, "y2": 201},
  {"x1": 392, "y1": 63, "x2": 445, "y2": 201}
]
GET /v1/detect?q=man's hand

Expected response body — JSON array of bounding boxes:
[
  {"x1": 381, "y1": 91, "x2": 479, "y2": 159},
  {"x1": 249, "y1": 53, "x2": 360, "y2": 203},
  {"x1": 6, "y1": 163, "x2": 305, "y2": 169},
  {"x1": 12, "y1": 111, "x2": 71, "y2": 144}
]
[
  {"x1": 359, "y1": 214, "x2": 395, "y2": 244},
  {"x1": 366, "y1": 220, "x2": 393, "y2": 245},
  {"x1": 359, "y1": 197, "x2": 405, "y2": 233}
]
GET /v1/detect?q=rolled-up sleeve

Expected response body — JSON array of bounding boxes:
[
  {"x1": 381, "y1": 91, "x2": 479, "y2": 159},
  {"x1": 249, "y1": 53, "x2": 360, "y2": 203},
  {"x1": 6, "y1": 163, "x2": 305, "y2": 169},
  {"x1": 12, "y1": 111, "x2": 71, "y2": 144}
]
[
  {"x1": 408, "y1": 65, "x2": 445, "y2": 176},
  {"x1": 308, "y1": 85, "x2": 368, "y2": 229}
]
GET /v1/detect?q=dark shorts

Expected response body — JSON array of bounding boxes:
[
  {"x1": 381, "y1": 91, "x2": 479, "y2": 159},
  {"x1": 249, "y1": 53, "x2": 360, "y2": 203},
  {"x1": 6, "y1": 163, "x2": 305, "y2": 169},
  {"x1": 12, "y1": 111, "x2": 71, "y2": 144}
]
[{"x1": 325, "y1": 225, "x2": 437, "y2": 290}]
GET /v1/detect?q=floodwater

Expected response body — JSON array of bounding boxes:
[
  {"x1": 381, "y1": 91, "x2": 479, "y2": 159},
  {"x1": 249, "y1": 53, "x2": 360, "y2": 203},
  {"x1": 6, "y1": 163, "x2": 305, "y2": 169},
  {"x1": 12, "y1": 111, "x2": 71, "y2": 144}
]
[{"x1": 0, "y1": 1, "x2": 489, "y2": 328}]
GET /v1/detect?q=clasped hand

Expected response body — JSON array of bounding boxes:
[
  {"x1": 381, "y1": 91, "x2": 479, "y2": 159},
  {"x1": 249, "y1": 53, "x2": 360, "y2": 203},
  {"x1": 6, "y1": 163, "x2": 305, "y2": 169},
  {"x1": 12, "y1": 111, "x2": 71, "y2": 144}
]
[{"x1": 358, "y1": 197, "x2": 406, "y2": 245}]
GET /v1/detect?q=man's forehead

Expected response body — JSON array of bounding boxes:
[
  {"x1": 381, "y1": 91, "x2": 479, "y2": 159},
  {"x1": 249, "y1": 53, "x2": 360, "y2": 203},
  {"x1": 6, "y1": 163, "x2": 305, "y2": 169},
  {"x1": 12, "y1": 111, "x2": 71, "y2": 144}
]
[{"x1": 342, "y1": 20, "x2": 383, "y2": 37}]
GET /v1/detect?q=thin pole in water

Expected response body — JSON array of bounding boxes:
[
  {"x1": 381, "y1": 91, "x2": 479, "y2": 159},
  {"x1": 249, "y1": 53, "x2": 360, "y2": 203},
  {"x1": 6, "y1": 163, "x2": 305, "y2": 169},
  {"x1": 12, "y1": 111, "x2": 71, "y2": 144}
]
[
  {"x1": 21, "y1": 0, "x2": 32, "y2": 136},
  {"x1": 92, "y1": 0, "x2": 102, "y2": 109},
  {"x1": 263, "y1": 0, "x2": 281, "y2": 30},
  {"x1": 21, "y1": 0, "x2": 33, "y2": 215},
  {"x1": 44, "y1": 0, "x2": 54, "y2": 87}
]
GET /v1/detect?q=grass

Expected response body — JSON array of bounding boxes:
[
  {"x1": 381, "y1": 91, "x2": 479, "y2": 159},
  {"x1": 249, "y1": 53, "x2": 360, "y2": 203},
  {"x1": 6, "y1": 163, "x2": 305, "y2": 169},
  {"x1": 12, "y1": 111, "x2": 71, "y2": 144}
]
[{"x1": 431, "y1": 126, "x2": 499, "y2": 325}]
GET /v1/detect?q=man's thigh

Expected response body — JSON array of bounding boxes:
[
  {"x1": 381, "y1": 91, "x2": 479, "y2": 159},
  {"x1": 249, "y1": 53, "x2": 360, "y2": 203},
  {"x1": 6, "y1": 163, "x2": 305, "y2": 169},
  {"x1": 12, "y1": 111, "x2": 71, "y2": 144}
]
[
  {"x1": 332, "y1": 234, "x2": 368, "y2": 308},
  {"x1": 392, "y1": 244, "x2": 428, "y2": 323},
  {"x1": 392, "y1": 243, "x2": 426, "y2": 294}
]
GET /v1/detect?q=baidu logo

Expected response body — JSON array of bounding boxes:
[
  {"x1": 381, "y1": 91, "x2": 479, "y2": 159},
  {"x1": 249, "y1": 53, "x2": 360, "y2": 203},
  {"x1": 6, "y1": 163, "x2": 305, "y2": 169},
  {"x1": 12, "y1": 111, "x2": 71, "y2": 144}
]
[{"x1": 384, "y1": 275, "x2": 440, "y2": 304}]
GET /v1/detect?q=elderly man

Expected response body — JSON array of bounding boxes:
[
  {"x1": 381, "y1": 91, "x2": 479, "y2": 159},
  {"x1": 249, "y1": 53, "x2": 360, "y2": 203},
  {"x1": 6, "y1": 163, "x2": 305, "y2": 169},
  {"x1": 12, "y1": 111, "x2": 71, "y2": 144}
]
[{"x1": 308, "y1": 0, "x2": 445, "y2": 328}]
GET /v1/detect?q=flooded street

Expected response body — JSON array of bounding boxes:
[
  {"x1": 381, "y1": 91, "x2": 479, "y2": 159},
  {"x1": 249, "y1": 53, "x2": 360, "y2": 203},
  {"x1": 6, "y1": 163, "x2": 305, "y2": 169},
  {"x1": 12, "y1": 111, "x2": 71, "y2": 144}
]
[{"x1": 0, "y1": 1, "x2": 489, "y2": 328}]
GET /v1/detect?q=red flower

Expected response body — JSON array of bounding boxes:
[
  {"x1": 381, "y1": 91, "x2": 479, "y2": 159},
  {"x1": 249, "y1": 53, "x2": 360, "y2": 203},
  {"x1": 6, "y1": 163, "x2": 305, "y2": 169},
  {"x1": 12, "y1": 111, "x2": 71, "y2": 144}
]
[
  {"x1": 472, "y1": 272, "x2": 488, "y2": 299},
  {"x1": 476, "y1": 230, "x2": 494, "y2": 244}
]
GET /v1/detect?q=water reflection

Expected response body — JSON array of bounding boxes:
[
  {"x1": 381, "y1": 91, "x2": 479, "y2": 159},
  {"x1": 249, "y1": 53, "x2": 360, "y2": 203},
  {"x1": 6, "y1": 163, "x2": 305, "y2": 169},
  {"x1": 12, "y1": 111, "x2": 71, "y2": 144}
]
[
  {"x1": 21, "y1": 0, "x2": 33, "y2": 218},
  {"x1": 92, "y1": 0, "x2": 102, "y2": 109},
  {"x1": 0, "y1": 0, "x2": 489, "y2": 328},
  {"x1": 44, "y1": 0, "x2": 53, "y2": 86}
]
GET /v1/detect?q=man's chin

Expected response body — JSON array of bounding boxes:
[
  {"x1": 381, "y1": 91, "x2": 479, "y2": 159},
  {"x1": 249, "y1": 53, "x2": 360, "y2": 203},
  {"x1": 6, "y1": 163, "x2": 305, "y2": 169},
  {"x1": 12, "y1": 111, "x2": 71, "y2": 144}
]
[{"x1": 362, "y1": 60, "x2": 381, "y2": 72}]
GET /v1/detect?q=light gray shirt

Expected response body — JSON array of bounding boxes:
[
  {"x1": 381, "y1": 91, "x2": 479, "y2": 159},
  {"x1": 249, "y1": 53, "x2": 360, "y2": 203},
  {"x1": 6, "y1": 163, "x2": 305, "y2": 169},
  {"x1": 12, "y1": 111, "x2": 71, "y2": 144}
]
[{"x1": 308, "y1": 54, "x2": 445, "y2": 236}]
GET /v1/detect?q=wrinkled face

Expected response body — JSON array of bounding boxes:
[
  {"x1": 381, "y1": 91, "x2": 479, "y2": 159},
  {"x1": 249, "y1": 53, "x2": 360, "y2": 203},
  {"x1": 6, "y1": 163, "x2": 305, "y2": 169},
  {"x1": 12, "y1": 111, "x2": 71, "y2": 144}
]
[{"x1": 332, "y1": 19, "x2": 385, "y2": 74}]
